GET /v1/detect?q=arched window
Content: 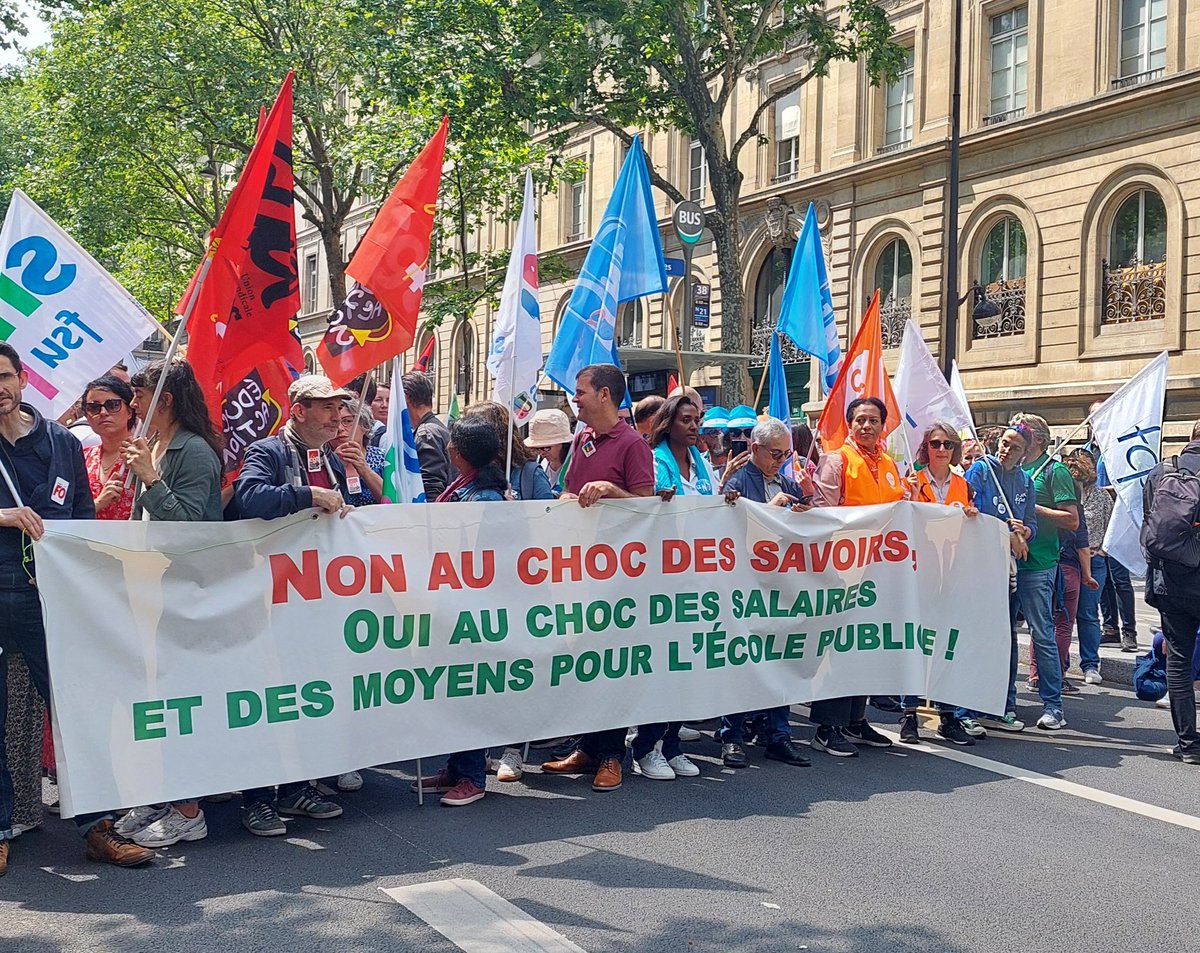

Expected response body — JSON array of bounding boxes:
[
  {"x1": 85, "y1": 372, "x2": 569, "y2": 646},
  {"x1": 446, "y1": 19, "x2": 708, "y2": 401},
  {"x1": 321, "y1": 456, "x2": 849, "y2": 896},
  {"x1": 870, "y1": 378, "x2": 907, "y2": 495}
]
[
  {"x1": 452, "y1": 322, "x2": 475, "y2": 402},
  {"x1": 1103, "y1": 189, "x2": 1166, "y2": 324},
  {"x1": 303, "y1": 348, "x2": 317, "y2": 374},
  {"x1": 617, "y1": 300, "x2": 644, "y2": 348},
  {"x1": 974, "y1": 216, "x2": 1027, "y2": 340},
  {"x1": 752, "y1": 247, "x2": 801, "y2": 366},
  {"x1": 873, "y1": 238, "x2": 912, "y2": 348},
  {"x1": 413, "y1": 330, "x2": 437, "y2": 380}
]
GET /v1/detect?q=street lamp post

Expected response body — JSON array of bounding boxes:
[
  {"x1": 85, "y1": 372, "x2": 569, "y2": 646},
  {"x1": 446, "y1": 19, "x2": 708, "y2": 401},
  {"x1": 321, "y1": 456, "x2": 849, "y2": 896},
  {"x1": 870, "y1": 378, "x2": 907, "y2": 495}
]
[{"x1": 942, "y1": 0, "x2": 964, "y2": 381}]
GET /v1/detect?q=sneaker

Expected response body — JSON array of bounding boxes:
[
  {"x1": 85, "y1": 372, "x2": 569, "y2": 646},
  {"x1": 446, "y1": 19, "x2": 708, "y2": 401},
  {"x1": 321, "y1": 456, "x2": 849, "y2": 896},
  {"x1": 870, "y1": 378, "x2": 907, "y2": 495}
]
[
  {"x1": 114, "y1": 804, "x2": 168, "y2": 837},
  {"x1": 1025, "y1": 678, "x2": 1040, "y2": 693},
  {"x1": 869, "y1": 696, "x2": 903, "y2": 713},
  {"x1": 276, "y1": 784, "x2": 343, "y2": 819},
  {"x1": 977, "y1": 712, "x2": 1025, "y2": 732},
  {"x1": 592, "y1": 757, "x2": 622, "y2": 791},
  {"x1": 440, "y1": 778, "x2": 486, "y2": 806},
  {"x1": 495, "y1": 747, "x2": 523, "y2": 783},
  {"x1": 937, "y1": 717, "x2": 976, "y2": 746},
  {"x1": 634, "y1": 748, "x2": 676, "y2": 780},
  {"x1": 1037, "y1": 710, "x2": 1067, "y2": 731},
  {"x1": 410, "y1": 768, "x2": 458, "y2": 793},
  {"x1": 241, "y1": 801, "x2": 287, "y2": 837},
  {"x1": 1083, "y1": 668, "x2": 1103, "y2": 685},
  {"x1": 336, "y1": 771, "x2": 363, "y2": 792},
  {"x1": 763, "y1": 739, "x2": 812, "y2": 766},
  {"x1": 1155, "y1": 696, "x2": 1171, "y2": 709},
  {"x1": 810, "y1": 725, "x2": 858, "y2": 757},
  {"x1": 1121, "y1": 636, "x2": 1139, "y2": 653},
  {"x1": 1061, "y1": 679, "x2": 1080, "y2": 694},
  {"x1": 845, "y1": 720, "x2": 892, "y2": 748},
  {"x1": 84, "y1": 820, "x2": 155, "y2": 867},
  {"x1": 720, "y1": 742, "x2": 748, "y2": 768},
  {"x1": 1100, "y1": 625, "x2": 1120, "y2": 643},
  {"x1": 1171, "y1": 744, "x2": 1200, "y2": 765},
  {"x1": 960, "y1": 719, "x2": 988, "y2": 739},
  {"x1": 676, "y1": 726, "x2": 703, "y2": 743},
  {"x1": 668, "y1": 754, "x2": 701, "y2": 777},
  {"x1": 132, "y1": 807, "x2": 208, "y2": 848},
  {"x1": 898, "y1": 712, "x2": 920, "y2": 744}
]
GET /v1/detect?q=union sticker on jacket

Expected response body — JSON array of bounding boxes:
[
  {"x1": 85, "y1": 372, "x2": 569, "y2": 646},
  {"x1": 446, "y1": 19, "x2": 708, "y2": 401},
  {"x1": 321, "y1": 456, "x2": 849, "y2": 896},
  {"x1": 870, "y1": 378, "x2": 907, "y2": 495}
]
[{"x1": 51, "y1": 477, "x2": 69, "y2": 505}]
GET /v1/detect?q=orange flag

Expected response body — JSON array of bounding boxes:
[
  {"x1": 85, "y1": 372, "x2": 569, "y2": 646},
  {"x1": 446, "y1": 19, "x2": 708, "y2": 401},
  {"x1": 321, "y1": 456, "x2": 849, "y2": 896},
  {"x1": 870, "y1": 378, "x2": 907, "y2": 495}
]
[
  {"x1": 816, "y1": 289, "x2": 901, "y2": 449},
  {"x1": 317, "y1": 117, "x2": 448, "y2": 386}
]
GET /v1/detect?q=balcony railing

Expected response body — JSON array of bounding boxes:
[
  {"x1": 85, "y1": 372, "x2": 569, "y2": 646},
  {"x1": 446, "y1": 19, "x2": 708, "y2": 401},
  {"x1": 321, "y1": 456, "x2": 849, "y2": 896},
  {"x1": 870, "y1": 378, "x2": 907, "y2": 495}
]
[
  {"x1": 878, "y1": 139, "x2": 910, "y2": 156},
  {"x1": 1102, "y1": 259, "x2": 1166, "y2": 325},
  {"x1": 750, "y1": 322, "x2": 806, "y2": 367},
  {"x1": 971, "y1": 277, "x2": 1027, "y2": 340},
  {"x1": 1112, "y1": 67, "x2": 1164, "y2": 90},
  {"x1": 983, "y1": 106, "x2": 1026, "y2": 126},
  {"x1": 879, "y1": 295, "x2": 909, "y2": 349}
]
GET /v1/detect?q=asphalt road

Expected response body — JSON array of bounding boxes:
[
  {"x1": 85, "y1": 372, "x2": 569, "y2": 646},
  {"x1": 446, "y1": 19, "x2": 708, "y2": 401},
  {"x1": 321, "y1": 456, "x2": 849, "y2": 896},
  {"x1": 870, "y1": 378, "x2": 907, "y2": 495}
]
[{"x1": 1, "y1": 676, "x2": 1196, "y2": 953}]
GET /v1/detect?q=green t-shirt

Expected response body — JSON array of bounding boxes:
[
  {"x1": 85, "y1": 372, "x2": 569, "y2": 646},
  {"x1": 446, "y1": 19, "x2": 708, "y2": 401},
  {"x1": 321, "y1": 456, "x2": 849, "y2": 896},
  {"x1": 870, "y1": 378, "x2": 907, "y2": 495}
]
[{"x1": 1019, "y1": 453, "x2": 1079, "y2": 572}]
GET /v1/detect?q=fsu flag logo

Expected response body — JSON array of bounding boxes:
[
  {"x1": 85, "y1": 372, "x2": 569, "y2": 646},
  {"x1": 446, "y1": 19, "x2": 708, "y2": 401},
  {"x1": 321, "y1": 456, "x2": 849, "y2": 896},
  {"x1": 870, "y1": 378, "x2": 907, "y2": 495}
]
[
  {"x1": 222, "y1": 365, "x2": 289, "y2": 475},
  {"x1": 320, "y1": 282, "x2": 393, "y2": 359}
]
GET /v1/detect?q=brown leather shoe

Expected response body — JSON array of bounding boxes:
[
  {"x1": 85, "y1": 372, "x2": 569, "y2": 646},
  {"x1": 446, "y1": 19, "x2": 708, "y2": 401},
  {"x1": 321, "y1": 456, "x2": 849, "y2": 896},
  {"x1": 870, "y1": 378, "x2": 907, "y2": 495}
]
[
  {"x1": 592, "y1": 757, "x2": 622, "y2": 791},
  {"x1": 541, "y1": 749, "x2": 599, "y2": 774},
  {"x1": 0, "y1": 839, "x2": 8, "y2": 877},
  {"x1": 85, "y1": 819, "x2": 155, "y2": 867}
]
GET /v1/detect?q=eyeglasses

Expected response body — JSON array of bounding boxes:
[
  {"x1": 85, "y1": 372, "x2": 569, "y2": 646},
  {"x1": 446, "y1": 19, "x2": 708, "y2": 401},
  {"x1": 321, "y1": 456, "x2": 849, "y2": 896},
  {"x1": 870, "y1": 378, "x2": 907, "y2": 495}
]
[
  {"x1": 928, "y1": 439, "x2": 959, "y2": 450},
  {"x1": 83, "y1": 399, "x2": 126, "y2": 416},
  {"x1": 760, "y1": 447, "x2": 794, "y2": 462}
]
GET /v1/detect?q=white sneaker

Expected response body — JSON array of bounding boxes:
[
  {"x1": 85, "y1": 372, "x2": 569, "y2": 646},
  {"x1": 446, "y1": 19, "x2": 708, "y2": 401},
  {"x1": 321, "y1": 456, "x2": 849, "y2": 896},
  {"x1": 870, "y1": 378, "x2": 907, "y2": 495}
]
[
  {"x1": 1083, "y1": 669, "x2": 1103, "y2": 685},
  {"x1": 1037, "y1": 711, "x2": 1067, "y2": 731},
  {"x1": 11, "y1": 820, "x2": 40, "y2": 837},
  {"x1": 960, "y1": 718, "x2": 988, "y2": 738},
  {"x1": 114, "y1": 804, "x2": 169, "y2": 837},
  {"x1": 634, "y1": 748, "x2": 676, "y2": 780},
  {"x1": 668, "y1": 754, "x2": 700, "y2": 777},
  {"x1": 131, "y1": 807, "x2": 208, "y2": 847},
  {"x1": 625, "y1": 727, "x2": 638, "y2": 746},
  {"x1": 676, "y1": 727, "x2": 703, "y2": 742},
  {"x1": 336, "y1": 771, "x2": 364, "y2": 792},
  {"x1": 1156, "y1": 696, "x2": 1171, "y2": 709},
  {"x1": 495, "y1": 747, "x2": 523, "y2": 782}
]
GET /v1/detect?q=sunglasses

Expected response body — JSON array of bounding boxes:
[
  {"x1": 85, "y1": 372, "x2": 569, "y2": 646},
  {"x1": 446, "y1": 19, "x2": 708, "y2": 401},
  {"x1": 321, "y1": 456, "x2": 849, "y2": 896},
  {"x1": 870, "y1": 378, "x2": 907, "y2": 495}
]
[
  {"x1": 928, "y1": 439, "x2": 959, "y2": 450},
  {"x1": 761, "y1": 447, "x2": 794, "y2": 462},
  {"x1": 83, "y1": 399, "x2": 127, "y2": 416}
]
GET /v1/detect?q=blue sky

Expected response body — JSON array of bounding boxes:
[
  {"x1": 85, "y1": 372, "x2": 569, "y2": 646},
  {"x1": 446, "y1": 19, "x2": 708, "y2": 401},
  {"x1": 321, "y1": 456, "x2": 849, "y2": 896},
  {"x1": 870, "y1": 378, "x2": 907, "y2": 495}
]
[{"x1": 1, "y1": 1, "x2": 51, "y2": 67}]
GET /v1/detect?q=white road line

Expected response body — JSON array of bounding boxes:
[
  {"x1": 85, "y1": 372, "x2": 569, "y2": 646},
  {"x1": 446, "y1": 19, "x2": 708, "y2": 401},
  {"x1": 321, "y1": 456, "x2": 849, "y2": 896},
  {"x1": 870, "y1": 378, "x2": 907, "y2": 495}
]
[
  {"x1": 381, "y1": 877, "x2": 587, "y2": 953},
  {"x1": 879, "y1": 729, "x2": 1200, "y2": 832}
]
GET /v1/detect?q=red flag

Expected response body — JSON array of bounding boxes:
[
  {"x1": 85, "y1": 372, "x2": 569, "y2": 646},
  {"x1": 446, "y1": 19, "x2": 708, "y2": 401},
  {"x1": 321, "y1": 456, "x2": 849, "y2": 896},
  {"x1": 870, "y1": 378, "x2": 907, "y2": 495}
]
[
  {"x1": 816, "y1": 289, "x2": 901, "y2": 450},
  {"x1": 317, "y1": 117, "x2": 448, "y2": 385},
  {"x1": 219, "y1": 358, "x2": 295, "y2": 478},
  {"x1": 182, "y1": 72, "x2": 303, "y2": 420},
  {"x1": 414, "y1": 334, "x2": 436, "y2": 373},
  {"x1": 667, "y1": 373, "x2": 678, "y2": 394}
]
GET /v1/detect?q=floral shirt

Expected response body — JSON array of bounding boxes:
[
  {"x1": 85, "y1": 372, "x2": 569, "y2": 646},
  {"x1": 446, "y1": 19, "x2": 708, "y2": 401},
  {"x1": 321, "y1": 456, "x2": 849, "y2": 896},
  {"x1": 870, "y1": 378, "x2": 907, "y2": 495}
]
[
  {"x1": 84, "y1": 444, "x2": 135, "y2": 521},
  {"x1": 1080, "y1": 483, "x2": 1113, "y2": 550}
]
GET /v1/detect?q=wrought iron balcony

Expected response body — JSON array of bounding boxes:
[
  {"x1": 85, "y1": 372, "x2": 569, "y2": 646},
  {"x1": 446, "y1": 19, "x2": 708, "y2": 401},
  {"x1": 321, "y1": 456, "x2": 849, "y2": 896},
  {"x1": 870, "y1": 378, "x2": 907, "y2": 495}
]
[
  {"x1": 750, "y1": 321, "x2": 806, "y2": 367},
  {"x1": 1102, "y1": 259, "x2": 1166, "y2": 325},
  {"x1": 879, "y1": 295, "x2": 909, "y2": 349},
  {"x1": 971, "y1": 277, "x2": 1026, "y2": 340}
]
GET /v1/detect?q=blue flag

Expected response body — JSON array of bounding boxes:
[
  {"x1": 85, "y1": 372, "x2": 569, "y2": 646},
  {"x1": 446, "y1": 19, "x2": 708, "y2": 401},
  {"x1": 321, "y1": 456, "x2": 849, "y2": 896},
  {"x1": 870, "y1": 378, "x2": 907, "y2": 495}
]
[
  {"x1": 777, "y1": 202, "x2": 841, "y2": 390},
  {"x1": 768, "y1": 331, "x2": 790, "y2": 423},
  {"x1": 544, "y1": 136, "x2": 667, "y2": 395}
]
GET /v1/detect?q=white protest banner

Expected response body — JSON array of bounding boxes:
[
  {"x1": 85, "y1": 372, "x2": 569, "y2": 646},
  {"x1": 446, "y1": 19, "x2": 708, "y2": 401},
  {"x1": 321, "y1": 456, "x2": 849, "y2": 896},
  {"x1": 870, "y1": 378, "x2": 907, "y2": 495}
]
[
  {"x1": 1090, "y1": 351, "x2": 1168, "y2": 576},
  {"x1": 0, "y1": 190, "x2": 161, "y2": 419},
  {"x1": 37, "y1": 498, "x2": 1010, "y2": 816},
  {"x1": 891, "y1": 320, "x2": 974, "y2": 467}
]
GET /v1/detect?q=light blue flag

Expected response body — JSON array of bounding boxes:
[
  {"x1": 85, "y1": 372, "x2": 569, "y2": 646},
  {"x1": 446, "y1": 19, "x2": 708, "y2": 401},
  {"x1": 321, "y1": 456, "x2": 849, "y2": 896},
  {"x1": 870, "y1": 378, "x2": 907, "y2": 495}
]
[
  {"x1": 381, "y1": 357, "x2": 427, "y2": 503},
  {"x1": 544, "y1": 136, "x2": 667, "y2": 395},
  {"x1": 777, "y1": 202, "x2": 841, "y2": 390},
  {"x1": 768, "y1": 331, "x2": 790, "y2": 424}
]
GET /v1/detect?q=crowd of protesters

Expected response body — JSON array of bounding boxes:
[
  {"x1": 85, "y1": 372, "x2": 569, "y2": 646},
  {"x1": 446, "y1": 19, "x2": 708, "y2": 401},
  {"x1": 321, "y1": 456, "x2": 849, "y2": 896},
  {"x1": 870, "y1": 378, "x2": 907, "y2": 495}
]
[{"x1": 0, "y1": 346, "x2": 1193, "y2": 878}]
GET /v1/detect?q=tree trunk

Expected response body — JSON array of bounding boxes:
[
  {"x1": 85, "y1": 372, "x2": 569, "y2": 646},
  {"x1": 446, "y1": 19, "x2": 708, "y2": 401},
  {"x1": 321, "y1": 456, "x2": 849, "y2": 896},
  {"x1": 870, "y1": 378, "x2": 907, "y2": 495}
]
[
  {"x1": 321, "y1": 224, "x2": 347, "y2": 310},
  {"x1": 707, "y1": 163, "x2": 747, "y2": 406}
]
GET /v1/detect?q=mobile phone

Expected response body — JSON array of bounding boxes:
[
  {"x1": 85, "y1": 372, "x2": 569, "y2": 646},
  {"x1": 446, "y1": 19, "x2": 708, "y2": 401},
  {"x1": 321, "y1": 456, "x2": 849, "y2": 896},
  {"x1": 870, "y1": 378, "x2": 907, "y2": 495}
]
[{"x1": 731, "y1": 439, "x2": 749, "y2": 455}]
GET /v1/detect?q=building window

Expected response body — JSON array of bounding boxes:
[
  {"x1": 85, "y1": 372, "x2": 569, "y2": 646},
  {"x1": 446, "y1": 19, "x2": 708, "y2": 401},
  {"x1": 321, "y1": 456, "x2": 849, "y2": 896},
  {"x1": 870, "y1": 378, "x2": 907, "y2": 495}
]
[
  {"x1": 873, "y1": 238, "x2": 913, "y2": 348},
  {"x1": 751, "y1": 248, "x2": 805, "y2": 367},
  {"x1": 567, "y1": 177, "x2": 586, "y2": 242},
  {"x1": 617, "y1": 300, "x2": 644, "y2": 348},
  {"x1": 987, "y1": 7, "x2": 1028, "y2": 123},
  {"x1": 1103, "y1": 188, "x2": 1166, "y2": 324},
  {"x1": 413, "y1": 331, "x2": 437, "y2": 378},
  {"x1": 773, "y1": 90, "x2": 801, "y2": 182},
  {"x1": 688, "y1": 139, "x2": 707, "y2": 202},
  {"x1": 303, "y1": 253, "x2": 318, "y2": 314},
  {"x1": 974, "y1": 217, "x2": 1028, "y2": 339},
  {"x1": 303, "y1": 348, "x2": 317, "y2": 374},
  {"x1": 883, "y1": 50, "x2": 915, "y2": 149},
  {"x1": 452, "y1": 322, "x2": 475, "y2": 401},
  {"x1": 1117, "y1": 0, "x2": 1167, "y2": 83}
]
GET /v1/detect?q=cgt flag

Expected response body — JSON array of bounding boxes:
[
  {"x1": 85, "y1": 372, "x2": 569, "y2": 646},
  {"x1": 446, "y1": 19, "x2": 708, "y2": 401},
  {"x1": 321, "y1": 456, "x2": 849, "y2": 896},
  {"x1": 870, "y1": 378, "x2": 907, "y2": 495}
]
[
  {"x1": 413, "y1": 334, "x2": 436, "y2": 374},
  {"x1": 182, "y1": 72, "x2": 303, "y2": 421},
  {"x1": 318, "y1": 118, "x2": 448, "y2": 385},
  {"x1": 220, "y1": 360, "x2": 295, "y2": 477}
]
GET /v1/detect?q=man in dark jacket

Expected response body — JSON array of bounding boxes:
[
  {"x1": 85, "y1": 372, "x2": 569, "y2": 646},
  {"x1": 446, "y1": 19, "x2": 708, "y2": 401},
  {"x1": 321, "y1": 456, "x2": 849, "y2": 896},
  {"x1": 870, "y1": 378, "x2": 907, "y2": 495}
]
[
  {"x1": 716, "y1": 417, "x2": 813, "y2": 769},
  {"x1": 1143, "y1": 421, "x2": 1200, "y2": 764},
  {"x1": 0, "y1": 343, "x2": 155, "y2": 875},
  {"x1": 401, "y1": 371, "x2": 455, "y2": 499},
  {"x1": 233, "y1": 374, "x2": 352, "y2": 834}
]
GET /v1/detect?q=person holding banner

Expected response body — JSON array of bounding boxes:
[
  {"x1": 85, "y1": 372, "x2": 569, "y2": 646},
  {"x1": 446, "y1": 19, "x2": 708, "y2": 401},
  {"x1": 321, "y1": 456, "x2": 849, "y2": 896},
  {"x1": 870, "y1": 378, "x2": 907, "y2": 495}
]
[
  {"x1": 464, "y1": 401, "x2": 555, "y2": 504},
  {"x1": 0, "y1": 343, "x2": 155, "y2": 875},
  {"x1": 543, "y1": 364, "x2": 656, "y2": 792},
  {"x1": 80, "y1": 375, "x2": 137, "y2": 521},
  {"x1": 333, "y1": 401, "x2": 386, "y2": 506},
  {"x1": 809, "y1": 397, "x2": 900, "y2": 756}
]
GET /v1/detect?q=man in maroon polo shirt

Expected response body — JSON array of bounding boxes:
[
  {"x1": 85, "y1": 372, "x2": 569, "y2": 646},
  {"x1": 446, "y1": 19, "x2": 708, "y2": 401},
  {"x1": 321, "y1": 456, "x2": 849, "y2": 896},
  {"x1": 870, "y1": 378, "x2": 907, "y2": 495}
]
[{"x1": 542, "y1": 363, "x2": 655, "y2": 791}]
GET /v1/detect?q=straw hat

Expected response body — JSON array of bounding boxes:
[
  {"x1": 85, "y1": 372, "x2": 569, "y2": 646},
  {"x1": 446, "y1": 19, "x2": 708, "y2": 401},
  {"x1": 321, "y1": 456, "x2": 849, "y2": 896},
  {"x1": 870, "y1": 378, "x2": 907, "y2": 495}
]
[{"x1": 524, "y1": 408, "x2": 572, "y2": 447}]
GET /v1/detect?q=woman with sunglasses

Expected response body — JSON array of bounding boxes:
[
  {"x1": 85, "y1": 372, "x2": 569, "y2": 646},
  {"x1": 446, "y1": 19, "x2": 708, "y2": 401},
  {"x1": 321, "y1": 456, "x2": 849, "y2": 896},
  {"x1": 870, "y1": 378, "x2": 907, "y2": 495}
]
[{"x1": 80, "y1": 375, "x2": 137, "y2": 521}]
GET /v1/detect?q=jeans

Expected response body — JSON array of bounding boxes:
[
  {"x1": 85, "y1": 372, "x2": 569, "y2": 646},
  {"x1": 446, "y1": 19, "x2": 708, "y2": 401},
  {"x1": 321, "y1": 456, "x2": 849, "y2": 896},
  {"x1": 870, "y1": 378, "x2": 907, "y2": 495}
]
[
  {"x1": 1101, "y1": 556, "x2": 1137, "y2": 637},
  {"x1": 1076, "y1": 553, "x2": 1108, "y2": 671},
  {"x1": 900, "y1": 696, "x2": 951, "y2": 714},
  {"x1": 632, "y1": 723, "x2": 682, "y2": 761},
  {"x1": 1156, "y1": 598, "x2": 1200, "y2": 754},
  {"x1": 1014, "y1": 567, "x2": 1063, "y2": 714},
  {"x1": 579, "y1": 728, "x2": 628, "y2": 761},
  {"x1": 810, "y1": 696, "x2": 867, "y2": 728},
  {"x1": 1037, "y1": 563, "x2": 1080, "y2": 680},
  {"x1": 446, "y1": 750, "x2": 486, "y2": 788},
  {"x1": 718, "y1": 707, "x2": 791, "y2": 746},
  {"x1": 0, "y1": 585, "x2": 108, "y2": 839}
]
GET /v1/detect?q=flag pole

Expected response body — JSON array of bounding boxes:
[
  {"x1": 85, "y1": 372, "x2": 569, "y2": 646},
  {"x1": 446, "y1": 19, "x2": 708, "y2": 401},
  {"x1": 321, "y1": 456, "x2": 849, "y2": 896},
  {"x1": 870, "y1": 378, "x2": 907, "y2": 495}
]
[
  {"x1": 503, "y1": 351, "x2": 517, "y2": 494},
  {"x1": 666, "y1": 290, "x2": 687, "y2": 387},
  {"x1": 752, "y1": 333, "x2": 771, "y2": 411},
  {"x1": 1030, "y1": 414, "x2": 1093, "y2": 482}
]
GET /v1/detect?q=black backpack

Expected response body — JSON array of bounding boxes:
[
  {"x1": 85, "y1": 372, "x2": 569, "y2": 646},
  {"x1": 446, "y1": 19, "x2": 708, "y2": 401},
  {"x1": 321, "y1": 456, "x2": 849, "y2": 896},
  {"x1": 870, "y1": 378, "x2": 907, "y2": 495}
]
[{"x1": 1142, "y1": 454, "x2": 1200, "y2": 569}]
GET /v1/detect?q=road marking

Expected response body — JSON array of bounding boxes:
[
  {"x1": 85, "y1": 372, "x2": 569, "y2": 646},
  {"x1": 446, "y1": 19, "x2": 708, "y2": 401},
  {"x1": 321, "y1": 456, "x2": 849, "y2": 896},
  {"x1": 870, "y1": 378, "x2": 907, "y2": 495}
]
[
  {"x1": 381, "y1": 877, "x2": 587, "y2": 952},
  {"x1": 285, "y1": 837, "x2": 325, "y2": 851},
  {"x1": 879, "y1": 730, "x2": 1200, "y2": 832},
  {"x1": 40, "y1": 867, "x2": 98, "y2": 883}
]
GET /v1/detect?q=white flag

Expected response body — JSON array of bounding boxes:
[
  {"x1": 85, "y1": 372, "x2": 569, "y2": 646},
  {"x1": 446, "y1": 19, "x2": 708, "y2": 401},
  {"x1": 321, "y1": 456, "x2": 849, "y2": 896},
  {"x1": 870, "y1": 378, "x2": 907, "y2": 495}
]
[
  {"x1": 0, "y1": 190, "x2": 160, "y2": 419},
  {"x1": 1090, "y1": 351, "x2": 1168, "y2": 576},
  {"x1": 890, "y1": 320, "x2": 974, "y2": 467},
  {"x1": 380, "y1": 357, "x2": 427, "y2": 503},
  {"x1": 487, "y1": 171, "x2": 541, "y2": 425}
]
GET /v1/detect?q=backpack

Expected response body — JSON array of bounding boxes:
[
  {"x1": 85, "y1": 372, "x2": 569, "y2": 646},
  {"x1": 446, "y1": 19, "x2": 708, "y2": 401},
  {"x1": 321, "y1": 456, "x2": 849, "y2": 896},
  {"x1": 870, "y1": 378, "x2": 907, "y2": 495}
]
[
  {"x1": 1133, "y1": 647, "x2": 1168, "y2": 702},
  {"x1": 1141, "y1": 454, "x2": 1200, "y2": 569}
]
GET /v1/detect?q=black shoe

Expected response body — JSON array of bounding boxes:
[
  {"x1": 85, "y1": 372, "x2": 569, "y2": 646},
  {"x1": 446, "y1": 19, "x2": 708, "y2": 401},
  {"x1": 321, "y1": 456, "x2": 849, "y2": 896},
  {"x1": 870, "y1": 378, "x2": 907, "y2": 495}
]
[
  {"x1": 763, "y1": 739, "x2": 811, "y2": 767},
  {"x1": 869, "y1": 696, "x2": 903, "y2": 714},
  {"x1": 1172, "y1": 745, "x2": 1200, "y2": 765},
  {"x1": 1121, "y1": 637, "x2": 1139, "y2": 653},
  {"x1": 1099, "y1": 631, "x2": 1122, "y2": 645},
  {"x1": 898, "y1": 712, "x2": 920, "y2": 744},
  {"x1": 551, "y1": 736, "x2": 582, "y2": 760},
  {"x1": 810, "y1": 726, "x2": 858, "y2": 757},
  {"x1": 845, "y1": 720, "x2": 893, "y2": 748},
  {"x1": 721, "y1": 742, "x2": 748, "y2": 768},
  {"x1": 936, "y1": 717, "x2": 976, "y2": 746}
]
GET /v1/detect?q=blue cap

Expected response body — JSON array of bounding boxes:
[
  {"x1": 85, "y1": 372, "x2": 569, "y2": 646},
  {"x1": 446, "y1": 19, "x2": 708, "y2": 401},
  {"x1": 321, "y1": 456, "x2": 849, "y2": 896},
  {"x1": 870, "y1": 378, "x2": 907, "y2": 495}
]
[
  {"x1": 700, "y1": 406, "x2": 729, "y2": 431},
  {"x1": 727, "y1": 404, "x2": 758, "y2": 429}
]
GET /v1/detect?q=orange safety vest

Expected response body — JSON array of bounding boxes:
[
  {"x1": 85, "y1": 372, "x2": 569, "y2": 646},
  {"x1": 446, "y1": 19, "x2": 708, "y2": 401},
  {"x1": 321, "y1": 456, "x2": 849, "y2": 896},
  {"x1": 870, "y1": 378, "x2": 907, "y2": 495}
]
[
  {"x1": 913, "y1": 469, "x2": 972, "y2": 507},
  {"x1": 838, "y1": 441, "x2": 904, "y2": 506}
]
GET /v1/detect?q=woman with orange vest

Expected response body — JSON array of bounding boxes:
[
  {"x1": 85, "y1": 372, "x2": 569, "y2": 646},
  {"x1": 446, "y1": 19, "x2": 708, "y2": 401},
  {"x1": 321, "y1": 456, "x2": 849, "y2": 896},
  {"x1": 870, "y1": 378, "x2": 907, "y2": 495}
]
[
  {"x1": 898, "y1": 422, "x2": 981, "y2": 746},
  {"x1": 809, "y1": 397, "x2": 903, "y2": 757}
]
